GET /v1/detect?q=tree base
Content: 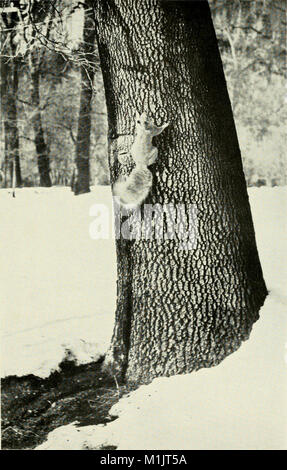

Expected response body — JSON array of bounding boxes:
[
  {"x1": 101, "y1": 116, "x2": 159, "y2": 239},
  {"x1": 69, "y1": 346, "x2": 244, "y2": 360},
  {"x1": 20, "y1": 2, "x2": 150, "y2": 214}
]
[
  {"x1": 101, "y1": 344, "x2": 128, "y2": 382},
  {"x1": 73, "y1": 184, "x2": 91, "y2": 196},
  {"x1": 39, "y1": 178, "x2": 52, "y2": 188},
  {"x1": 125, "y1": 308, "x2": 262, "y2": 385}
]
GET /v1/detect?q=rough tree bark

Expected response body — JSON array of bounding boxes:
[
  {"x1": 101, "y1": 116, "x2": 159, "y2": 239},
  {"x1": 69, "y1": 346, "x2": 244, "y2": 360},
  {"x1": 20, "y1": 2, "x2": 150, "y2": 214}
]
[
  {"x1": 73, "y1": 0, "x2": 97, "y2": 195},
  {"x1": 95, "y1": 0, "x2": 267, "y2": 384}
]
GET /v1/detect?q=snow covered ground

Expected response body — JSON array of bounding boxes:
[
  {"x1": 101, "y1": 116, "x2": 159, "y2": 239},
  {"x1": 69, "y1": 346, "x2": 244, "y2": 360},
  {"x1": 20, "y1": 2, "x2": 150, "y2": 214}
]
[
  {"x1": 0, "y1": 186, "x2": 116, "y2": 378},
  {"x1": 1, "y1": 185, "x2": 287, "y2": 449}
]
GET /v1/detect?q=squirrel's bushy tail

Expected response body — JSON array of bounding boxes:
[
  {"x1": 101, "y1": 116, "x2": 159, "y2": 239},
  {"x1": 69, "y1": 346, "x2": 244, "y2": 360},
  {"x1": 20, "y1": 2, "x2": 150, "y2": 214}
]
[{"x1": 113, "y1": 167, "x2": 152, "y2": 208}]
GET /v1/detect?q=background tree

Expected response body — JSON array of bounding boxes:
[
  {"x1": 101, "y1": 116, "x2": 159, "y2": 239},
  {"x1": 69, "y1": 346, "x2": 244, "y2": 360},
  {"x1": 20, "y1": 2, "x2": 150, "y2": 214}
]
[
  {"x1": 1, "y1": 5, "x2": 22, "y2": 188},
  {"x1": 72, "y1": 0, "x2": 97, "y2": 195},
  {"x1": 26, "y1": 0, "x2": 71, "y2": 187},
  {"x1": 95, "y1": 0, "x2": 268, "y2": 384},
  {"x1": 2, "y1": 0, "x2": 284, "y2": 191},
  {"x1": 210, "y1": 0, "x2": 286, "y2": 186},
  {"x1": 0, "y1": 0, "x2": 109, "y2": 189}
]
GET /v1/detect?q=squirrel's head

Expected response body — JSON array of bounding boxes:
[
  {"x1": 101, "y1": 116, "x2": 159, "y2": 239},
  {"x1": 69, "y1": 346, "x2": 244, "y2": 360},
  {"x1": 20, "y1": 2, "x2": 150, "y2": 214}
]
[{"x1": 135, "y1": 112, "x2": 169, "y2": 136}]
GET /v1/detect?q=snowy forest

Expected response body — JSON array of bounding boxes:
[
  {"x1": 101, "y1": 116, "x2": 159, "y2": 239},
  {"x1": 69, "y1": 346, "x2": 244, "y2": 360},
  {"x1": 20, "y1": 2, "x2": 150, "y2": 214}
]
[
  {"x1": 1, "y1": 0, "x2": 286, "y2": 191},
  {"x1": 1, "y1": 0, "x2": 287, "y2": 452}
]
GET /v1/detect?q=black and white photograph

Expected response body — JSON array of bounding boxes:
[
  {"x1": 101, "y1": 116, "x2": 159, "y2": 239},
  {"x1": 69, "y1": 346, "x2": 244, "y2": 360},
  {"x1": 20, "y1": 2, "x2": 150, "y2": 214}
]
[{"x1": 1, "y1": 0, "x2": 286, "y2": 452}]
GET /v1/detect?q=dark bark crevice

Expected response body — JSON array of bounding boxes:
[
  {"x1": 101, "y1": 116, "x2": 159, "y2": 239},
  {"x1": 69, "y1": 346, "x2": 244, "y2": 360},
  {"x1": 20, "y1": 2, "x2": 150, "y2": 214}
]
[{"x1": 103, "y1": 236, "x2": 134, "y2": 380}]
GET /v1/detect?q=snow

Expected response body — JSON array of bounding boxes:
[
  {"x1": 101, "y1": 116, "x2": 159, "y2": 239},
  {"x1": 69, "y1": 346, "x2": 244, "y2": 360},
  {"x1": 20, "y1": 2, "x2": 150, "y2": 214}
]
[
  {"x1": 36, "y1": 291, "x2": 287, "y2": 450},
  {"x1": 1, "y1": 185, "x2": 287, "y2": 449},
  {"x1": 0, "y1": 186, "x2": 116, "y2": 378},
  {"x1": 248, "y1": 187, "x2": 287, "y2": 295}
]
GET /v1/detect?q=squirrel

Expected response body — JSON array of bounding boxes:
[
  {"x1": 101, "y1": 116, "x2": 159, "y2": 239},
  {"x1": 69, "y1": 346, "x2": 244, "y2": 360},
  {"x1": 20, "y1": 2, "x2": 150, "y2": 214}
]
[{"x1": 113, "y1": 112, "x2": 169, "y2": 209}]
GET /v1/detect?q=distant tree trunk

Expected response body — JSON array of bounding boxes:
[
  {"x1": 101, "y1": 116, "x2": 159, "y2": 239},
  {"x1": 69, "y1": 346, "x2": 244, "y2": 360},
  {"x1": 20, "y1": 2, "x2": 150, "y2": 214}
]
[
  {"x1": 73, "y1": 0, "x2": 96, "y2": 195},
  {"x1": 3, "y1": 129, "x2": 9, "y2": 187},
  {"x1": 31, "y1": 55, "x2": 52, "y2": 187},
  {"x1": 1, "y1": 28, "x2": 22, "y2": 188},
  {"x1": 11, "y1": 56, "x2": 22, "y2": 187},
  {"x1": 1, "y1": 49, "x2": 10, "y2": 187},
  {"x1": 95, "y1": 0, "x2": 267, "y2": 385},
  {"x1": 3, "y1": 67, "x2": 22, "y2": 188}
]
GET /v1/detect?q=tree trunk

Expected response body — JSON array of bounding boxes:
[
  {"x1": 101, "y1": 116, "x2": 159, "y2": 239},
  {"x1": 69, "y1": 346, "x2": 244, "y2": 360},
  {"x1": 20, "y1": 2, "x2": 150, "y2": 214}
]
[
  {"x1": 95, "y1": 0, "x2": 267, "y2": 384},
  {"x1": 31, "y1": 58, "x2": 52, "y2": 187},
  {"x1": 1, "y1": 38, "x2": 22, "y2": 188},
  {"x1": 74, "y1": 0, "x2": 96, "y2": 195},
  {"x1": 1, "y1": 53, "x2": 11, "y2": 187},
  {"x1": 11, "y1": 56, "x2": 22, "y2": 187}
]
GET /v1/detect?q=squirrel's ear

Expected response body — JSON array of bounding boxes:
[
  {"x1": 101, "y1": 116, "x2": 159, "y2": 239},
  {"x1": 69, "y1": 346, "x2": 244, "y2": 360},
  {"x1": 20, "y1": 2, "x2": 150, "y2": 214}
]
[
  {"x1": 135, "y1": 111, "x2": 141, "y2": 122},
  {"x1": 161, "y1": 122, "x2": 169, "y2": 131}
]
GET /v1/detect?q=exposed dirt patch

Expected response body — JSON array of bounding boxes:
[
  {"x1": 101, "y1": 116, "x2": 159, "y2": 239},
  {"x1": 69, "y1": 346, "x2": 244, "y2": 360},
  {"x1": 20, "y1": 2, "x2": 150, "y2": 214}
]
[{"x1": 1, "y1": 359, "x2": 134, "y2": 450}]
